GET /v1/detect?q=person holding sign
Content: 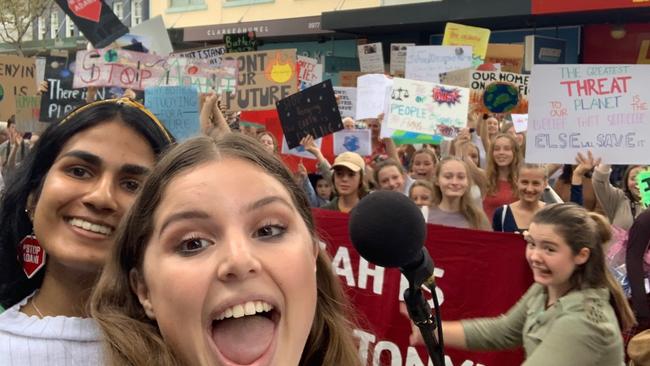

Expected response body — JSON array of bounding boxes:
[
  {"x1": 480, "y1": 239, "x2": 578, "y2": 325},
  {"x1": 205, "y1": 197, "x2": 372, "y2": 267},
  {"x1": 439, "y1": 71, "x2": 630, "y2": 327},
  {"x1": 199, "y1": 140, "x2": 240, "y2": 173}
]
[
  {"x1": 483, "y1": 133, "x2": 521, "y2": 221},
  {"x1": 412, "y1": 203, "x2": 636, "y2": 366},
  {"x1": 89, "y1": 135, "x2": 361, "y2": 366},
  {"x1": 0, "y1": 98, "x2": 174, "y2": 365},
  {"x1": 493, "y1": 164, "x2": 548, "y2": 233}
]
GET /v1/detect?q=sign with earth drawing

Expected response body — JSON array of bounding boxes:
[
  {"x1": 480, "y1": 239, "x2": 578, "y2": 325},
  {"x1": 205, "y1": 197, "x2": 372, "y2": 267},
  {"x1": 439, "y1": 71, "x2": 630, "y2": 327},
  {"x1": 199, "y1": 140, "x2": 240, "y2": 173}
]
[{"x1": 469, "y1": 70, "x2": 529, "y2": 114}]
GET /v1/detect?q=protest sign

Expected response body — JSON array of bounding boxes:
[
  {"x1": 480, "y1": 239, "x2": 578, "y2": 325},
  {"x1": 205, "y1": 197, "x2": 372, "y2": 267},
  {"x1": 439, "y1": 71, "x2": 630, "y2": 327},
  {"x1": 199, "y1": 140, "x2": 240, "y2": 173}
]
[
  {"x1": 526, "y1": 64, "x2": 650, "y2": 164},
  {"x1": 358, "y1": 43, "x2": 385, "y2": 73},
  {"x1": 15, "y1": 96, "x2": 48, "y2": 134},
  {"x1": 511, "y1": 114, "x2": 528, "y2": 133},
  {"x1": 439, "y1": 67, "x2": 472, "y2": 88},
  {"x1": 486, "y1": 43, "x2": 525, "y2": 74},
  {"x1": 276, "y1": 79, "x2": 343, "y2": 149},
  {"x1": 333, "y1": 86, "x2": 356, "y2": 118},
  {"x1": 173, "y1": 46, "x2": 227, "y2": 66},
  {"x1": 470, "y1": 70, "x2": 529, "y2": 114},
  {"x1": 333, "y1": 129, "x2": 371, "y2": 156},
  {"x1": 389, "y1": 43, "x2": 415, "y2": 76},
  {"x1": 129, "y1": 15, "x2": 173, "y2": 56},
  {"x1": 281, "y1": 135, "x2": 322, "y2": 159},
  {"x1": 73, "y1": 48, "x2": 238, "y2": 93},
  {"x1": 524, "y1": 35, "x2": 567, "y2": 73},
  {"x1": 35, "y1": 58, "x2": 46, "y2": 88},
  {"x1": 356, "y1": 74, "x2": 392, "y2": 120},
  {"x1": 54, "y1": 0, "x2": 128, "y2": 48},
  {"x1": 0, "y1": 55, "x2": 37, "y2": 121},
  {"x1": 224, "y1": 32, "x2": 257, "y2": 53},
  {"x1": 638, "y1": 170, "x2": 650, "y2": 208},
  {"x1": 442, "y1": 23, "x2": 491, "y2": 67},
  {"x1": 296, "y1": 55, "x2": 323, "y2": 90},
  {"x1": 339, "y1": 71, "x2": 364, "y2": 87},
  {"x1": 223, "y1": 49, "x2": 297, "y2": 111},
  {"x1": 314, "y1": 209, "x2": 531, "y2": 366},
  {"x1": 145, "y1": 86, "x2": 199, "y2": 141},
  {"x1": 386, "y1": 77, "x2": 469, "y2": 137},
  {"x1": 40, "y1": 56, "x2": 108, "y2": 122},
  {"x1": 405, "y1": 46, "x2": 473, "y2": 83}
]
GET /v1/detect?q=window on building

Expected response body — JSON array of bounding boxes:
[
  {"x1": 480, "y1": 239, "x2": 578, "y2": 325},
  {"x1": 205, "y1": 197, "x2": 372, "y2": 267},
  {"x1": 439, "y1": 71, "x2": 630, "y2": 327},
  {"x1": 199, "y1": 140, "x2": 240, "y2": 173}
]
[
  {"x1": 38, "y1": 16, "x2": 48, "y2": 40},
  {"x1": 113, "y1": 0, "x2": 124, "y2": 20},
  {"x1": 65, "y1": 16, "x2": 75, "y2": 38},
  {"x1": 50, "y1": 11, "x2": 59, "y2": 39},
  {"x1": 132, "y1": 0, "x2": 143, "y2": 25},
  {"x1": 168, "y1": 0, "x2": 207, "y2": 12},
  {"x1": 222, "y1": 0, "x2": 273, "y2": 7}
]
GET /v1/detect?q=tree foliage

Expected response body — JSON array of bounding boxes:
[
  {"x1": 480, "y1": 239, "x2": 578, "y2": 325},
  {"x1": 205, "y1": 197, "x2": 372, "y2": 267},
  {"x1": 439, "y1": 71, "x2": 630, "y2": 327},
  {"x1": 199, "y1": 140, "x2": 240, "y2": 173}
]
[{"x1": 0, "y1": 0, "x2": 54, "y2": 56}]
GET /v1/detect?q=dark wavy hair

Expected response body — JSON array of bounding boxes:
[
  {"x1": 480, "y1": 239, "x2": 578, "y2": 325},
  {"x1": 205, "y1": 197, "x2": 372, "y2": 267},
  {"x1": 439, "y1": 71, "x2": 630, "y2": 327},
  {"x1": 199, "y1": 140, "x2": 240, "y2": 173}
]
[{"x1": 0, "y1": 100, "x2": 174, "y2": 308}]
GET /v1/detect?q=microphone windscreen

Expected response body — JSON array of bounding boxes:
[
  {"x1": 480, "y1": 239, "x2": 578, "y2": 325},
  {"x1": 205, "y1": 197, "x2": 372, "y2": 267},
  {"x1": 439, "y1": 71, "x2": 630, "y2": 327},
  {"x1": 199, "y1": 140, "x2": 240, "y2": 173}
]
[{"x1": 349, "y1": 191, "x2": 426, "y2": 268}]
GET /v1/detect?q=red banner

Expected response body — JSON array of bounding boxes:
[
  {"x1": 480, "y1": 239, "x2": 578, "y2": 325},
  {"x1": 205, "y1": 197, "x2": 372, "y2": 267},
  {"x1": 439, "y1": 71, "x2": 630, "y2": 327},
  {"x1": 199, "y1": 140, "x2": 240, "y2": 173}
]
[
  {"x1": 532, "y1": 0, "x2": 650, "y2": 14},
  {"x1": 583, "y1": 23, "x2": 650, "y2": 64},
  {"x1": 313, "y1": 208, "x2": 534, "y2": 366}
]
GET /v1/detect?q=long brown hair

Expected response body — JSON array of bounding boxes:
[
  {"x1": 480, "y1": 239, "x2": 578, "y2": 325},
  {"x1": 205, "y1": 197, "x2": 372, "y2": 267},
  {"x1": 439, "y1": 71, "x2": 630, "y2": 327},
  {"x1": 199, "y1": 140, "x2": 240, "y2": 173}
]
[
  {"x1": 532, "y1": 203, "x2": 636, "y2": 331},
  {"x1": 90, "y1": 135, "x2": 361, "y2": 366},
  {"x1": 485, "y1": 133, "x2": 521, "y2": 195},
  {"x1": 432, "y1": 157, "x2": 491, "y2": 230}
]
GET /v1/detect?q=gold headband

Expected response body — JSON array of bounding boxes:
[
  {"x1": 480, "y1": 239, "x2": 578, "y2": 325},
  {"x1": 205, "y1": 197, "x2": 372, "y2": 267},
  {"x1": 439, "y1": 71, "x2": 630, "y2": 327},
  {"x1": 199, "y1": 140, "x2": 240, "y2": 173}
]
[{"x1": 59, "y1": 97, "x2": 174, "y2": 143}]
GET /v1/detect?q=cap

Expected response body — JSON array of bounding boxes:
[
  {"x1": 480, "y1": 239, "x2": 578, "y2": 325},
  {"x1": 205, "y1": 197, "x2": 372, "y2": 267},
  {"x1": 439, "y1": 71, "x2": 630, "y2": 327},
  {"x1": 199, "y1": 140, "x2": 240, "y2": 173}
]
[{"x1": 332, "y1": 152, "x2": 365, "y2": 172}]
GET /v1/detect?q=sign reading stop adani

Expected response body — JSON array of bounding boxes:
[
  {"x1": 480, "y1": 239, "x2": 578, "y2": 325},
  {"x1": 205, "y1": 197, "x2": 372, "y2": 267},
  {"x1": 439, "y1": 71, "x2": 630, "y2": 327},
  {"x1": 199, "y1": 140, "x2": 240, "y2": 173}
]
[{"x1": 527, "y1": 64, "x2": 650, "y2": 164}]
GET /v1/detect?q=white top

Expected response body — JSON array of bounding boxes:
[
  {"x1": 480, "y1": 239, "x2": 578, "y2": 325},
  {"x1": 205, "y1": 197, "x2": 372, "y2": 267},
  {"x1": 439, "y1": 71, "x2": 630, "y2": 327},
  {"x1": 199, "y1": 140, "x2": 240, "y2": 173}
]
[{"x1": 0, "y1": 293, "x2": 103, "y2": 366}]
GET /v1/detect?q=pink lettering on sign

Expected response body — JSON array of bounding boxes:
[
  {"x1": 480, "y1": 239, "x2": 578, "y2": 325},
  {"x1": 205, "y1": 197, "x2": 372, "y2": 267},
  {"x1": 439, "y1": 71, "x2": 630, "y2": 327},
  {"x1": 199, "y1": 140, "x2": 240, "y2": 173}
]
[
  {"x1": 68, "y1": 0, "x2": 102, "y2": 23},
  {"x1": 559, "y1": 76, "x2": 632, "y2": 97}
]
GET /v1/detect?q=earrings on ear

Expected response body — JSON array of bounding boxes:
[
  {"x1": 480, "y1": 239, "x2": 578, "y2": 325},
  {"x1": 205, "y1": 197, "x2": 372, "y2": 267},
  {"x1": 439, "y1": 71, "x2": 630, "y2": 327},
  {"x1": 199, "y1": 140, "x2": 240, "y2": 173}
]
[{"x1": 19, "y1": 209, "x2": 46, "y2": 279}]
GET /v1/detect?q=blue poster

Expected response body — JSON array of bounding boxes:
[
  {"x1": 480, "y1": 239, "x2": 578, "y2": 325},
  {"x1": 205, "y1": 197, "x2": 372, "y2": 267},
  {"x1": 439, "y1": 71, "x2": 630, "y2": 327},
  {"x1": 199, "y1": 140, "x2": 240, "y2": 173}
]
[{"x1": 145, "y1": 86, "x2": 199, "y2": 141}]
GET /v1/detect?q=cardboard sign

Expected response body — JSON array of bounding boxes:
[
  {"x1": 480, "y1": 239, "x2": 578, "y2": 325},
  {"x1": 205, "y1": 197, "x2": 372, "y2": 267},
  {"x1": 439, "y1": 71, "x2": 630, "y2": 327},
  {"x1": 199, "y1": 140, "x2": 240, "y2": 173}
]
[
  {"x1": 358, "y1": 42, "x2": 385, "y2": 73},
  {"x1": 637, "y1": 170, "x2": 650, "y2": 208},
  {"x1": 389, "y1": 43, "x2": 415, "y2": 76},
  {"x1": 54, "y1": 0, "x2": 128, "y2": 48},
  {"x1": 145, "y1": 86, "x2": 199, "y2": 141},
  {"x1": 386, "y1": 77, "x2": 470, "y2": 137},
  {"x1": 511, "y1": 113, "x2": 528, "y2": 133},
  {"x1": 173, "y1": 46, "x2": 226, "y2": 67},
  {"x1": 333, "y1": 86, "x2": 356, "y2": 118},
  {"x1": 129, "y1": 15, "x2": 173, "y2": 56},
  {"x1": 281, "y1": 135, "x2": 322, "y2": 159},
  {"x1": 15, "y1": 96, "x2": 48, "y2": 134},
  {"x1": 486, "y1": 43, "x2": 525, "y2": 74},
  {"x1": 442, "y1": 23, "x2": 491, "y2": 67},
  {"x1": 333, "y1": 129, "x2": 371, "y2": 156},
  {"x1": 439, "y1": 67, "x2": 472, "y2": 88},
  {"x1": 0, "y1": 55, "x2": 37, "y2": 121},
  {"x1": 356, "y1": 74, "x2": 392, "y2": 120},
  {"x1": 526, "y1": 64, "x2": 650, "y2": 164},
  {"x1": 223, "y1": 49, "x2": 297, "y2": 112},
  {"x1": 405, "y1": 46, "x2": 473, "y2": 83},
  {"x1": 339, "y1": 71, "x2": 365, "y2": 87},
  {"x1": 276, "y1": 80, "x2": 343, "y2": 149},
  {"x1": 40, "y1": 56, "x2": 107, "y2": 122},
  {"x1": 296, "y1": 56, "x2": 323, "y2": 90},
  {"x1": 524, "y1": 35, "x2": 566, "y2": 73},
  {"x1": 73, "y1": 48, "x2": 238, "y2": 93},
  {"x1": 224, "y1": 32, "x2": 257, "y2": 53},
  {"x1": 470, "y1": 70, "x2": 529, "y2": 114}
]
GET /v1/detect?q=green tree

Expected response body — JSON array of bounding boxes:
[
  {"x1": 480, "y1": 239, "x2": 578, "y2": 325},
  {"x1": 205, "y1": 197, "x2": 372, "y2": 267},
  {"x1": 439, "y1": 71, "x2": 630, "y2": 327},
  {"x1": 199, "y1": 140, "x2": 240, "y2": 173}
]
[{"x1": 0, "y1": 0, "x2": 54, "y2": 56}]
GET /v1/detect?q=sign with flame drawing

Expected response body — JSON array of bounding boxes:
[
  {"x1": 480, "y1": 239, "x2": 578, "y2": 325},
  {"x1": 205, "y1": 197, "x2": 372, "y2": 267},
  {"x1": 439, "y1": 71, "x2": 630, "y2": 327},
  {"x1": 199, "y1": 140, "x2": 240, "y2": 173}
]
[{"x1": 222, "y1": 49, "x2": 297, "y2": 111}]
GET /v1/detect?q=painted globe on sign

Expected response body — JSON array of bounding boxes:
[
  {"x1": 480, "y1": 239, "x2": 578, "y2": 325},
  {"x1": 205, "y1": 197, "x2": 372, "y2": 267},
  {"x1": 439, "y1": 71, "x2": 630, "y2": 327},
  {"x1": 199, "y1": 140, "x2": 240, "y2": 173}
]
[{"x1": 483, "y1": 82, "x2": 519, "y2": 113}]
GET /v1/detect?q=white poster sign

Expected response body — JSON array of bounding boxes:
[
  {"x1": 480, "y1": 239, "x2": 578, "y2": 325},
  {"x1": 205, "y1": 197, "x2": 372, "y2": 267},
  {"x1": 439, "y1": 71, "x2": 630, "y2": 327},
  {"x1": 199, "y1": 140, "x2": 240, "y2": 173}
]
[
  {"x1": 390, "y1": 43, "x2": 415, "y2": 75},
  {"x1": 333, "y1": 129, "x2": 372, "y2": 156},
  {"x1": 358, "y1": 43, "x2": 385, "y2": 73},
  {"x1": 281, "y1": 135, "x2": 322, "y2": 159},
  {"x1": 511, "y1": 114, "x2": 528, "y2": 133},
  {"x1": 333, "y1": 86, "x2": 357, "y2": 118},
  {"x1": 405, "y1": 46, "x2": 473, "y2": 83},
  {"x1": 356, "y1": 74, "x2": 393, "y2": 120}
]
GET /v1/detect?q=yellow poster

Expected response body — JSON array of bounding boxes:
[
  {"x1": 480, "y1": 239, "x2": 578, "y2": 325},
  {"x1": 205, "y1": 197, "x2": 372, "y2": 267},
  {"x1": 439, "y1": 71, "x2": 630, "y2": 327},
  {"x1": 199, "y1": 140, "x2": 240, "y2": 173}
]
[{"x1": 442, "y1": 23, "x2": 491, "y2": 67}]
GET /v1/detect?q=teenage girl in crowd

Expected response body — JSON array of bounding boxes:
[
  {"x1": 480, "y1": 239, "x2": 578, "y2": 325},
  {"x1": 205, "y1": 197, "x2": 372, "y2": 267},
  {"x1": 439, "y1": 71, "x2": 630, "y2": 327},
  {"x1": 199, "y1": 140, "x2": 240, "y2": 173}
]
[
  {"x1": 409, "y1": 147, "x2": 438, "y2": 182},
  {"x1": 427, "y1": 157, "x2": 491, "y2": 230},
  {"x1": 483, "y1": 133, "x2": 521, "y2": 221},
  {"x1": 374, "y1": 158, "x2": 414, "y2": 195},
  {"x1": 493, "y1": 164, "x2": 547, "y2": 233},
  {"x1": 413, "y1": 203, "x2": 636, "y2": 365},
  {"x1": 0, "y1": 98, "x2": 174, "y2": 365},
  {"x1": 257, "y1": 131, "x2": 279, "y2": 155},
  {"x1": 409, "y1": 179, "x2": 435, "y2": 208},
  {"x1": 476, "y1": 114, "x2": 500, "y2": 160},
  {"x1": 90, "y1": 135, "x2": 361, "y2": 366},
  {"x1": 321, "y1": 151, "x2": 368, "y2": 213}
]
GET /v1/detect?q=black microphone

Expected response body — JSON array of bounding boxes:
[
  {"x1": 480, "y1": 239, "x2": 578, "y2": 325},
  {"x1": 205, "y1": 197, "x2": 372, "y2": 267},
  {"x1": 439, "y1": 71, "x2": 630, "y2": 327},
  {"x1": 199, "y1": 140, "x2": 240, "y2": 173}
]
[{"x1": 348, "y1": 191, "x2": 444, "y2": 366}]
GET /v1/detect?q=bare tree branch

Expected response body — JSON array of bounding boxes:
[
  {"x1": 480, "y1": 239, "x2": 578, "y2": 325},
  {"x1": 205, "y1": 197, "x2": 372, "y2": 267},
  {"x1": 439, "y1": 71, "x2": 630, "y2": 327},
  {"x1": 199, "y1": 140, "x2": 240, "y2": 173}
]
[{"x1": 0, "y1": 0, "x2": 54, "y2": 56}]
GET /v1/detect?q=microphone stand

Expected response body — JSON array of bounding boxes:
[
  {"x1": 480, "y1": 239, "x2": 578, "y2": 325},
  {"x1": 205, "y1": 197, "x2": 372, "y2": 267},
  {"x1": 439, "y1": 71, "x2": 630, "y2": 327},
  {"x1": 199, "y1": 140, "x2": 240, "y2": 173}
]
[{"x1": 401, "y1": 248, "x2": 445, "y2": 366}]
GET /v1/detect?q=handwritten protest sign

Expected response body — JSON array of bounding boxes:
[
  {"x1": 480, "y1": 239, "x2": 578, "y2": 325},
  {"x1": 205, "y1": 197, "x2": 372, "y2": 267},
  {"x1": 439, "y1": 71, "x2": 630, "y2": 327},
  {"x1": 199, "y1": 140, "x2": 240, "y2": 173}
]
[
  {"x1": 512, "y1": 114, "x2": 528, "y2": 133},
  {"x1": 73, "y1": 48, "x2": 238, "y2": 93},
  {"x1": 486, "y1": 43, "x2": 525, "y2": 73},
  {"x1": 405, "y1": 46, "x2": 473, "y2": 83},
  {"x1": 276, "y1": 80, "x2": 343, "y2": 149},
  {"x1": 389, "y1": 43, "x2": 415, "y2": 76},
  {"x1": 129, "y1": 15, "x2": 173, "y2": 56},
  {"x1": 281, "y1": 135, "x2": 322, "y2": 159},
  {"x1": 333, "y1": 86, "x2": 356, "y2": 118},
  {"x1": 439, "y1": 67, "x2": 472, "y2": 88},
  {"x1": 442, "y1": 23, "x2": 491, "y2": 67},
  {"x1": 54, "y1": 0, "x2": 128, "y2": 48},
  {"x1": 526, "y1": 64, "x2": 650, "y2": 164},
  {"x1": 297, "y1": 56, "x2": 322, "y2": 90},
  {"x1": 358, "y1": 43, "x2": 385, "y2": 73},
  {"x1": 386, "y1": 78, "x2": 469, "y2": 137},
  {"x1": 15, "y1": 96, "x2": 48, "y2": 133},
  {"x1": 637, "y1": 170, "x2": 650, "y2": 208},
  {"x1": 223, "y1": 49, "x2": 297, "y2": 111},
  {"x1": 145, "y1": 86, "x2": 199, "y2": 141},
  {"x1": 470, "y1": 70, "x2": 529, "y2": 114},
  {"x1": 225, "y1": 32, "x2": 257, "y2": 53},
  {"x1": 173, "y1": 46, "x2": 226, "y2": 66},
  {"x1": 356, "y1": 74, "x2": 392, "y2": 120},
  {"x1": 0, "y1": 55, "x2": 37, "y2": 121},
  {"x1": 333, "y1": 129, "x2": 371, "y2": 156}
]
